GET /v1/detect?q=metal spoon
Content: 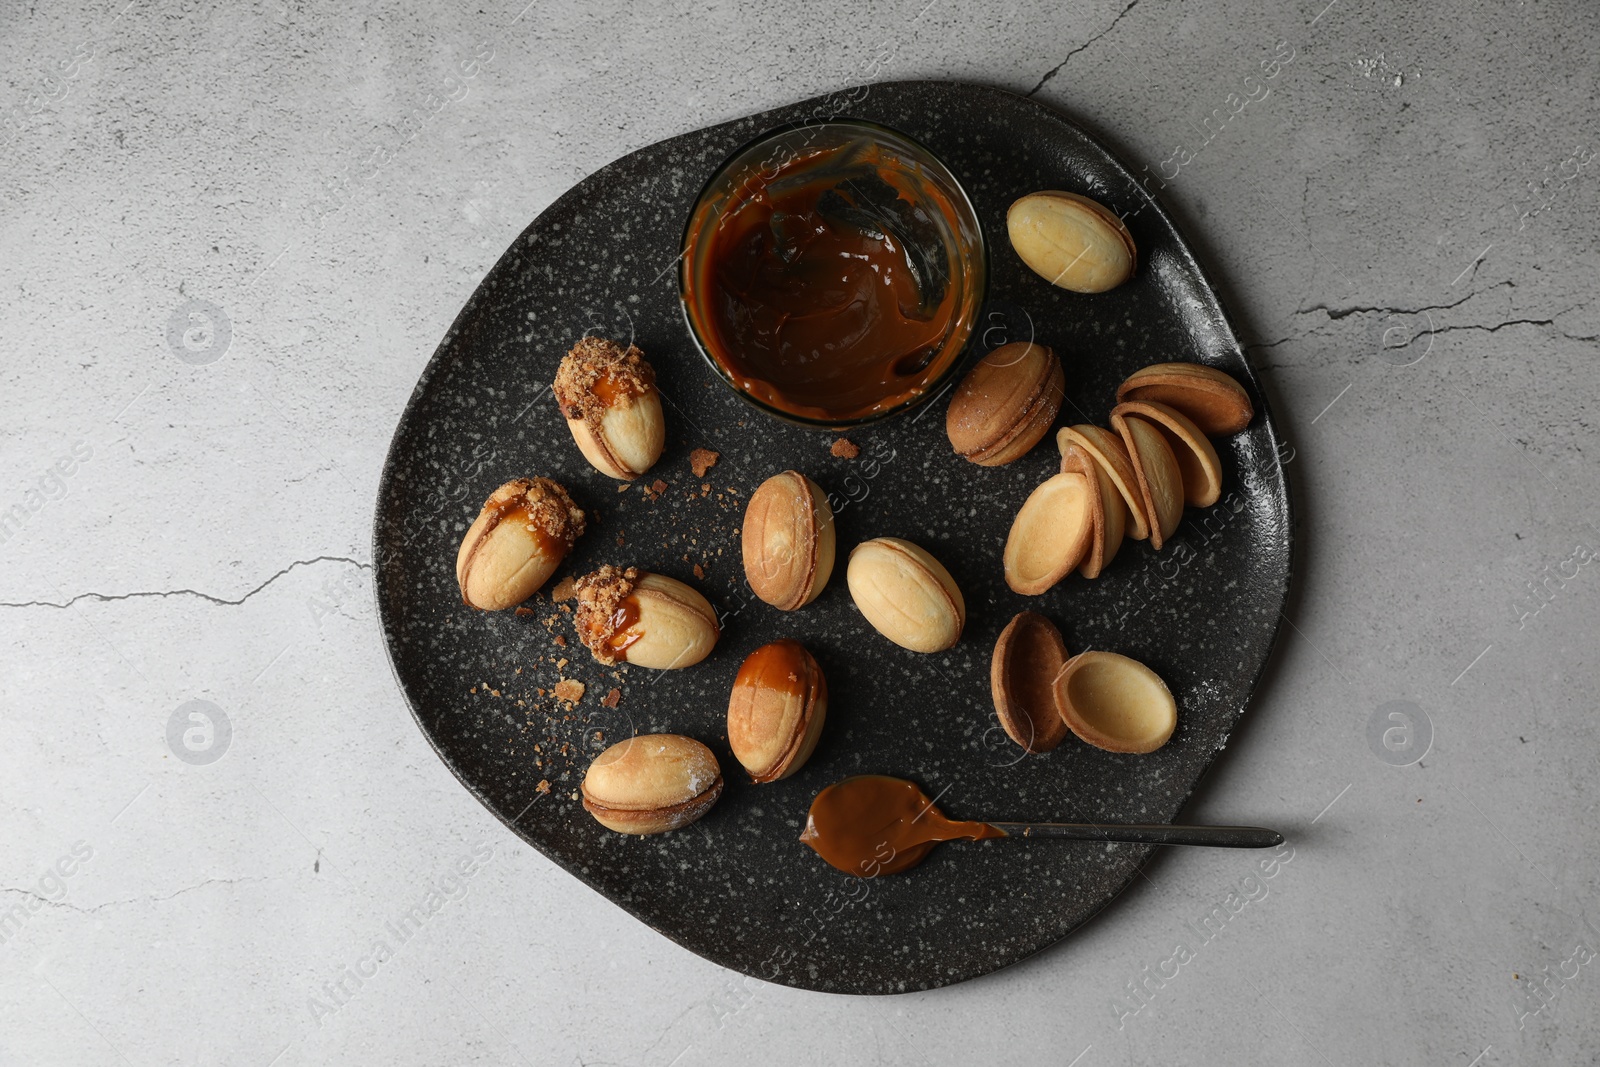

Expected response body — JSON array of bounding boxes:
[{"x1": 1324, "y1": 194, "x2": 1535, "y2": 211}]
[
  {"x1": 986, "y1": 821, "x2": 1282, "y2": 849},
  {"x1": 801, "y1": 776, "x2": 1282, "y2": 877}
]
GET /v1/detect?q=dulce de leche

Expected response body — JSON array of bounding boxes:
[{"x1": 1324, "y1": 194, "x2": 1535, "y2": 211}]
[
  {"x1": 799, "y1": 775, "x2": 1003, "y2": 876},
  {"x1": 683, "y1": 130, "x2": 981, "y2": 424}
]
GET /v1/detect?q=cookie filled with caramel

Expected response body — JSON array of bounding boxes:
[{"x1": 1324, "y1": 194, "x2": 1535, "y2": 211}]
[
  {"x1": 571, "y1": 565, "x2": 721, "y2": 670},
  {"x1": 552, "y1": 337, "x2": 665, "y2": 480}
]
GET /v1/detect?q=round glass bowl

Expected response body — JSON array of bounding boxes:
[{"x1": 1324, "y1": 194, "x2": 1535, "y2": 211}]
[{"x1": 679, "y1": 121, "x2": 986, "y2": 429}]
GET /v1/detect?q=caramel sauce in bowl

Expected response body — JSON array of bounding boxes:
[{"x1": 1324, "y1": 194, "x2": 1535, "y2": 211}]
[{"x1": 680, "y1": 121, "x2": 986, "y2": 428}]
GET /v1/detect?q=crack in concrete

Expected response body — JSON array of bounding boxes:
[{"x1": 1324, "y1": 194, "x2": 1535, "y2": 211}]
[
  {"x1": 1249, "y1": 311, "x2": 1593, "y2": 356},
  {"x1": 0, "y1": 556, "x2": 371, "y2": 610},
  {"x1": 1025, "y1": 0, "x2": 1140, "y2": 97},
  {"x1": 1244, "y1": 280, "x2": 1557, "y2": 350},
  {"x1": 0, "y1": 876, "x2": 271, "y2": 912},
  {"x1": 1293, "y1": 279, "x2": 1512, "y2": 321},
  {"x1": 1430, "y1": 318, "x2": 1554, "y2": 336}
]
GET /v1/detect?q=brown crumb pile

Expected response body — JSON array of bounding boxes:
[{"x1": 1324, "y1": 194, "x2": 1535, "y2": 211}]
[
  {"x1": 831, "y1": 437, "x2": 860, "y2": 459},
  {"x1": 553, "y1": 678, "x2": 585, "y2": 704},
  {"x1": 689, "y1": 448, "x2": 720, "y2": 477},
  {"x1": 494, "y1": 477, "x2": 587, "y2": 546},
  {"x1": 552, "y1": 337, "x2": 654, "y2": 424},
  {"x1": 572, "y1": 565, "x2": 640, "y2": 664}
]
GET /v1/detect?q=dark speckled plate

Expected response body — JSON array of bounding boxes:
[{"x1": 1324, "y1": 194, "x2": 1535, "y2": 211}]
[{"x1": 374, "y1": 81, "x2": 1292, "y2": 995}]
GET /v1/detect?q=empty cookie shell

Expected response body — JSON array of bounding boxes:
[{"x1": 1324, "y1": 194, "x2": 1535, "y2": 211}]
[
  {"x1": 1116, "y1": 362, "x2": 1253, "y2": 436},
  {"x1": 1054, "y1": 651, "x2": 1177, "y2": 754},
  {"x1": 1057, "y1": 424, "x2": 1149, "y2": 542},
  {"x1": 1110, "y1": 409, "x2": 1184, "y2": 550},
  {"x1": 1113, "y1": 400, "x2": 1222, "y2": 509},
  {"x1": 1003, "y1": 471, "x2": 1094, "y2": 595},
  {"x1": 990, "y1": 611, "x2": 1072, "y2": 754},
  {"x1": 1059, "y1": 441, "x2": 1126, "y2": 579}
]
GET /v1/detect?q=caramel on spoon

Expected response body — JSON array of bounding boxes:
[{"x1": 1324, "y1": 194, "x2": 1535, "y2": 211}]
[{"x1": 799, "y1": 775, "x2": 1282, "y2": 877}]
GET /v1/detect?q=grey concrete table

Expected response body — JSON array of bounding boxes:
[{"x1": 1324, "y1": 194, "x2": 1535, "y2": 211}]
[{"x1": 3, "y1": 1, "x2": 1596, "y2": 1063}]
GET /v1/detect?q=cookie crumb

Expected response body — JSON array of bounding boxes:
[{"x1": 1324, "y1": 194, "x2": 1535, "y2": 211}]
[
  {"x1": 551, "y1": 576, "x2": 577, "y2": 602},
  {"x1": 651, "y1": 478, "x2": 668, "y2": 495},
  {"x1": 690, "y1": 448, "x2": 720, "y2": 477},
  {"x1": 831, "y1": 437, "x2": 860, "y2": 459},
  {"x1": 536, "y1": 779, "x2": 551, "y2": 794},
  {"x1": 553, "y1": 679, "x2": 585, "y2": 704},
  {"x1": 572, "y1": 565, "x2": 641, "y2": 665},
  {"x1": 553, "y1": 634, "x2": 567, "y2": 647},
  {"x1": 602, "y1": 687, "x2": 621, "y2": 708},
  {"x1": 693, "y1": 563, "x2": 705, "y2": 579},
  {"x1": 515, "y1": 606, "x2": 534, "y2": 617},
  {"x1": 553, "y1": 337, "x2": 653, "y2": 427}
]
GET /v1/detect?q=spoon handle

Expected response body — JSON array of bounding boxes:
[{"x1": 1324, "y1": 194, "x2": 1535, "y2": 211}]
[{"x1": 987, "y1": 822, "x2": 1283, "y2": 849}]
